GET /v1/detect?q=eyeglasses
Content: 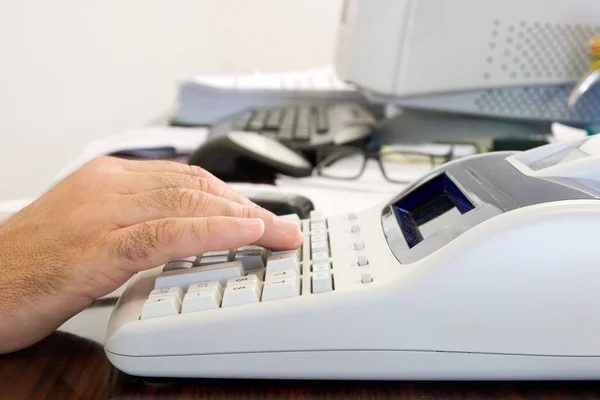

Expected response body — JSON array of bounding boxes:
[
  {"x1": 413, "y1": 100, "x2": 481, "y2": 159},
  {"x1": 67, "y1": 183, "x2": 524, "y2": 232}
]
[{"x1": 314, "y1": 145, "x2": 456, "y2": 183}]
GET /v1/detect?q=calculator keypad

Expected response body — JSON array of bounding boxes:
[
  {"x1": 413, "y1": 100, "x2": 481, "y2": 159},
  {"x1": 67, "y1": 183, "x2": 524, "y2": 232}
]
[{"x1": 140, "y1": 212, "x2": 356, "y2": 319}]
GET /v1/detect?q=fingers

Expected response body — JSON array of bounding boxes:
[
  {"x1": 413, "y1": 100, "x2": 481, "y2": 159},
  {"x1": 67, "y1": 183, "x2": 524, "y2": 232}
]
[
  {"x1": 112, "y1": 188, "x2": 303, "y2": 250},
  {"x1": 107, "y1": 217, "x2": 266, "y2": 269},
  {"x1": 118, "y1": 159, "x2": 258, "y2": 208}
]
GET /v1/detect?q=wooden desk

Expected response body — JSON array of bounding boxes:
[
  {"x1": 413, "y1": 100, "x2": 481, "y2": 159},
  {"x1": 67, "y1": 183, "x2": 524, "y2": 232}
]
[{"x1": 2, "y1": 300, "x2": 600, "y2": 399}]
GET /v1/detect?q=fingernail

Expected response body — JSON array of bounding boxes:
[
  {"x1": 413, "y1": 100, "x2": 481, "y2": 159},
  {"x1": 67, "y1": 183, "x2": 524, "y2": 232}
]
[
  {"x1": 237, "y1": 218, "x2": 265, "y2": 232},
  {"x1": 272, "y1": 216, "x2": 301, "y2": 234}
]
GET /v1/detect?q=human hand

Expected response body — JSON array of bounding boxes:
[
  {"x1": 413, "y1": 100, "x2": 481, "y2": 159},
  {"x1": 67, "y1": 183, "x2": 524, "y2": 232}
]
[{"x1": 0, "y1": 157, "x2": 302, "y2": 353}]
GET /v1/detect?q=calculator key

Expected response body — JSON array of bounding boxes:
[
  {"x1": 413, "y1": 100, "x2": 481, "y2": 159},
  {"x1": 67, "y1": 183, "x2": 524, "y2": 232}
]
[
  {"x1": 350, "y1": 225, "x2": 361, "y2": 233},
  {"x1": 237, "y1": 245, "x2": 265, "y2": 253},
  {"x1": 246, "y1": 267, "x2": 266, "y2": 280},
  {"x1": 262, "y1": 277, "x2": 300, "y2": 301},
  {"x1": 360, "y1": 269, "x2": 373, "y2": 283},
  {"x1": 226, "y1": 274, "x2": 260, "y2": 287},
  {"x1": 312, "y1": 271, "x2": 333, "y2": 293},
  {"x1": 141, "y1": 297, "x2": 181, "y2": 319},
  {"x1": 188, "y1": 280, "x2": 223, "y2": 296},
  {"x1": 312, "y1": 251, "x2": 329, "y2": 263},
  {"x1": 265, "y1": 268, "x2": 298, "y2": 281},
  {"x1": 311, "y1": 234, "x2": 328, "y2": 243},
  {"x1": 222, "y1": 280, "x2": 261, "y2": 307},
  {"x1": 266, "y1": 252, "x2": 300, "y2": 274},
  {"x1": 310, "y1": 210, "x2": 325, "y2": 221},
  {"x1": 201, "y1": 250, "x2": 231, "y2": 258},
  {"x1": 311, "y1": 221, "x2": 327, "y2": 230},
  {"x1": 312, "y1": 262, "x2": 331, "y2": 272},
  {"x1": 197, "y1": 255, "x2": 230, "y2": 266},
  {"x1": 354, "y1": 240, "x2": 365, "y2": 250},
  {"x1": 357, "y1": 255, "x2": 369, "y2": 266},
  {"x1": 181, "y1": 289, "x2": 222, "y2": 313},
  {"x1": 311, "y1": 240, "x2": 328, "y2": 254},
  {"x1": 234, "y1": 250, "x2": 266, "y2": 270},
  {"x1": 163, "y1": 260, "x2": 195, "y2": 272},
  {"x1": 155, "y1": 261, "x2": 244, "y2": 289},
  {"x1": 148, "y1": 287, "x2": 184, "y2": 302}
]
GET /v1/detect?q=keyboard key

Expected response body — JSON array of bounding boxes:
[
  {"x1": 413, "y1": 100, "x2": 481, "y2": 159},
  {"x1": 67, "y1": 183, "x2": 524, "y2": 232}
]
[
  {"x1": 232, "y1": 111, "x2": 254, "y2": 130},
  {"x1": 311, "y1": 229, "x2": 327, "y2": 236},
  {"x1": 155, "y1": 261, "x2": 244, "y2": 289},
  {"x1": 246, "y1": 267, "x2": 265, "y2": 280},
  {"x1": 163, "y1": 260, "x2": 195, "y2": 272},
  {"x1": 148, "y1": 287, "x2": 184, "y2": 302},
  {"x1": 271, "y1": 247, "x2": 302, "y2": 261},
  {"x1": 262, "y1": 277, "x2": 300, "y2": 301},
  {"x1": 351, "y1": 225, "x2": 361, "y2": 233},
  {"x1": 316, "y1": 105, "x2": 328, "y2": 133},
  {"x1": 312, "y1": 262, "x2": 331, "y2": 272},
  {"x1": 188, "y1": 280, "x2": 223, "y2": 296},
  {"x1": 222, "y1": 280, "x2": 261, "y2": 307},
  {"x1": 311, "y1": 240, "x2": 328, "y2": 254},
  {"x1": 310, "y1": 210, "x2": 325, "y2": 221},
  {"x1": 312, "y1": 251, "x2": 329, "y2": 263},
  {"x1": 312, "y1": 271, "x2": 333, "y2": 293},
  {"x1": 141, "y1": 297, "x2": 181, "y2": 319},
  {"x1": 248, "y1": 109, "x2": 268, "y2": 131},
  {"x1": 265, "y1": 108, "x2": 282, "y2": 130},
  {"x1": 235, "y1": 250, "x2": 266, "y2": 271},
  {"x1": 197, "y1": 255, "x2": 230, "y2": 266},
  {"x1": 358, "y1": 255, "x2": 369, "y2": 266},
  {"x1": 265, "y1": 268, "x2": 298, "y2": 281},
  {"x1": 348, "y1": 212, "x2": 358, "y2": 220},
  {"x1": 266, "y1": 252, "x2": 300, "y2": 274},
  {"x1": 354, "y1": 240, "x2": 365, "y2": 250},
  {"x1": 311, "y1": 221, "x2": 327, "y2": 230},
  {"x1": 181, "y1": 289, "x2": 221, "y2": 313},
  {"x1": 236, "y1": 245, "x2": 264, "y2": 253}
]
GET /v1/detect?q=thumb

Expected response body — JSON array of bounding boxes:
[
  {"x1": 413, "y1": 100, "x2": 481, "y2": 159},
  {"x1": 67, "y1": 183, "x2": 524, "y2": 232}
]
[{"x1": 108, "y1": 217, "x2": 265, "y2": 269}]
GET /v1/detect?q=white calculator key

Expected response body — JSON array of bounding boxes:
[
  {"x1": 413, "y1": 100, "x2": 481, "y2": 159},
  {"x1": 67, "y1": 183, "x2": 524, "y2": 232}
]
[
  {"x1": 246, "y1": 267, "x2": 265, "y2": 280},
  {"x1": 312, "y1": 271, "x2": 333, "y2": 293},
  {"x1": 310, "y1": 210, "x2": 324, "y2": 221},
  {"x1": 266, "y1": 252, "x2": 300, "y2": 274},
  {"x1": 311, "y1": 234, "x2": 328, "y2": 243},
  {"x1": 155, "y1": 261, "x2": 244, "y2": 289},
  {"x1": 141, "y1": 297, "x2": 181, "y2": 319},
  {"x1": 311, "y1": 221, "x2": 327, "y2": 230},
  {"x1": 148, "y1": 287, "x2": 183, "y2": 302},
  {"x1": 198, "y1": 255, "x2": 230, "y2": 266},
  {"x1": 265, "y1": 268, "x2": 298, "y2": 281},
  {"x1": 234, "y1": 251, "x2": 265, "y2": 270},
  {"x1": 262, "y1": 277, "x2": 300, "y2": 301},
  {"x1": 312, "y1": 251, "x2": 329, "y2": 263},
  {"x1": 357, "y1": 254, "x2": 369, "y2": 266},
  {"x1": 361, "y1": 269, "x2": 373, "y2": 283},
  {"x1": 188, "y1": 281, "x2": 223, "y2": 295},
  {"x1": 312, "y1": 262, "x2": 331, "y2": 272},
  {"x1": 163, "y1": 260, "x2": 195, "y2": 272},
  {"x1": 226, "y1": 274, "x2": 260, "y2": 287},
  {"x1": 311, "y1": 229, "x2": 327, "y2": 236},
  {"x1": 222, "y1": 281, "x2": 261, "y2": 307},
  {"x1": 181, "y1": 289, "x2": 221, "y2": 313},
  {"x1": 311, "y1": 240, "x2": 328, "y2": 254}
]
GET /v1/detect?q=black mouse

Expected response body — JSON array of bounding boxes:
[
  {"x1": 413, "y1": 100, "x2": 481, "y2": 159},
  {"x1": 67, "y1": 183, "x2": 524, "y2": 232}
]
[{"x1": 188, "y1": 132, "x2": 313, "y2": 182}]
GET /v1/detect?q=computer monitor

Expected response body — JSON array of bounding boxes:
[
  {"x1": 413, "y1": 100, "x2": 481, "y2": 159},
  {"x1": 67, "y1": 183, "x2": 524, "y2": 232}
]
[{"x1": 334, "y1": 0, "x2": 600, "y2": 126}]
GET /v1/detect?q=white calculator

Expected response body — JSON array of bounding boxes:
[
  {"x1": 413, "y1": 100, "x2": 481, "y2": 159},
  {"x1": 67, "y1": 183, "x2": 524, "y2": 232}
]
[{"x1": 105, "y1": 137, "x2": 600, "y2": 380}]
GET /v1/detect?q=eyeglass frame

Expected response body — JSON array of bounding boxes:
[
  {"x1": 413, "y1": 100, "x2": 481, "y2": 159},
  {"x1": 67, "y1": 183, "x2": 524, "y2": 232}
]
[{"x1": 314, "y1": 145, "x2": 455, "y2": 183}]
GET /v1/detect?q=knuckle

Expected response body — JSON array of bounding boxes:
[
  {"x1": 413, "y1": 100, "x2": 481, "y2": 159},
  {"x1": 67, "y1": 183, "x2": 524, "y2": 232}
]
[
  {"x1": 180, "y1": 190, "x2": 210, "y2": 216},
  {"x1": 190, "y1": 218, "x2": 209, "y2": 241},
  {"x1": 154, "y1": 218, "x2": 181, "y2": 246},
  {"x1": 187, "y1": 164, "x2": 207, "y2": 177}
]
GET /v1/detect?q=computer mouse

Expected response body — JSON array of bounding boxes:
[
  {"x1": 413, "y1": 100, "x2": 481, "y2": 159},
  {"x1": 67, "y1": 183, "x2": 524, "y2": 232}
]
[{"x1": 187, "y1": 132, "x2": 313, "y2": 182}]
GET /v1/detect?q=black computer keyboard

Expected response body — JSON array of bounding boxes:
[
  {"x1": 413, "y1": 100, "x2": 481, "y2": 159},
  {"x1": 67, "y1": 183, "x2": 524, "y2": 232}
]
[{"x1": 207, "y1": 103, "x2": 381, "y2": 154}]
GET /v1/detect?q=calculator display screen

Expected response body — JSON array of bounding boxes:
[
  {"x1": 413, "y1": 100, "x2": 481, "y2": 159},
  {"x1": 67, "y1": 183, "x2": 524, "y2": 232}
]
[{"x1": 391, "y1": 173, "x2": 474, "y2": 248}]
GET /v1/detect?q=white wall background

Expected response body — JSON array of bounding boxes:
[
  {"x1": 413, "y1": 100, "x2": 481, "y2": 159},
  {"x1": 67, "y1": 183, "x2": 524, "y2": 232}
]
[{"x1": 0, "y1": 0, "x2": 342, "y2": 201}]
